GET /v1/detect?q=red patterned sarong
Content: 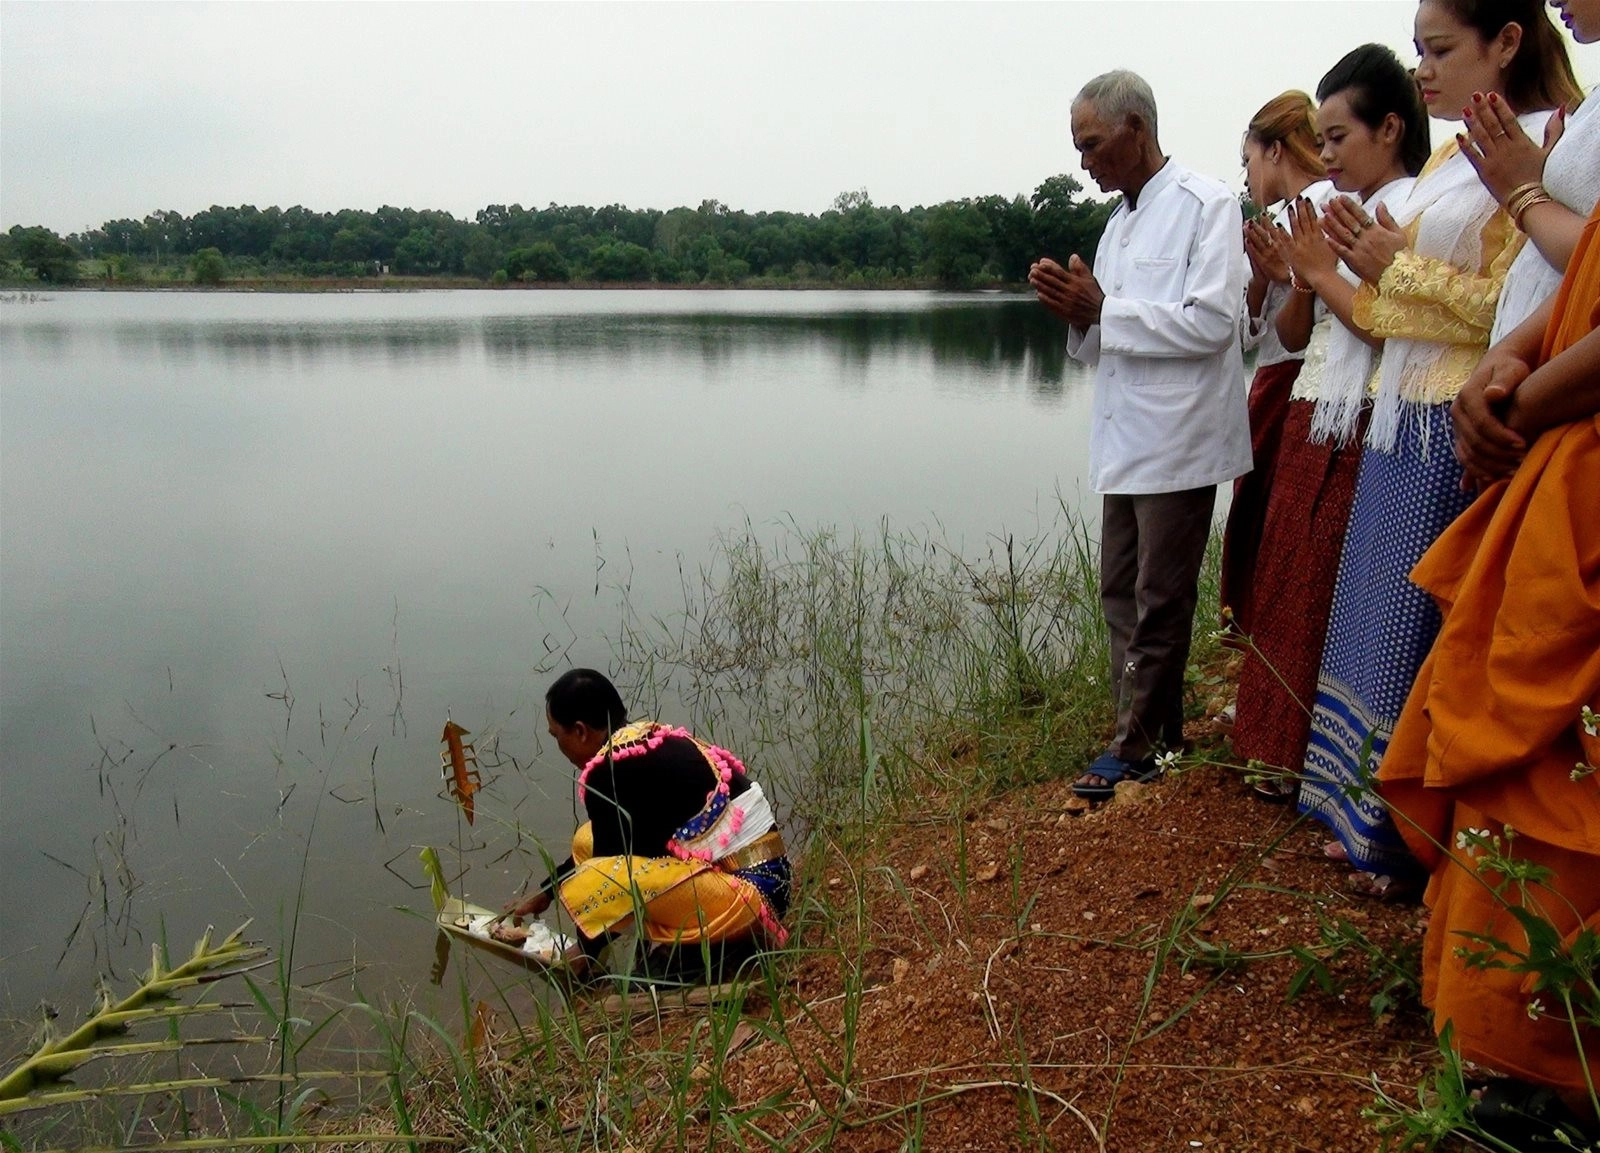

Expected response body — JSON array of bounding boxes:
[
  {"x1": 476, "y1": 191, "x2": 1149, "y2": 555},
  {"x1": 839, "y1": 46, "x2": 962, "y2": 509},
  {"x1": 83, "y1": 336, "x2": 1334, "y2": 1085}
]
[
  {"x1": 1220, "y1": 359, "x2": 1301, "y2": 638},
  {"x1": 1231, "y1": 398, "x2": 1365, "y2": 771}
]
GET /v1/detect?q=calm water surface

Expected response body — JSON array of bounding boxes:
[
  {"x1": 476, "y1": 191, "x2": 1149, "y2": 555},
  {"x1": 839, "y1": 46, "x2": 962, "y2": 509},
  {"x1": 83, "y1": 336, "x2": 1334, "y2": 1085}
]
[{"x1": 0, "y1": 289, "x2": 1098, "y2": 1020}]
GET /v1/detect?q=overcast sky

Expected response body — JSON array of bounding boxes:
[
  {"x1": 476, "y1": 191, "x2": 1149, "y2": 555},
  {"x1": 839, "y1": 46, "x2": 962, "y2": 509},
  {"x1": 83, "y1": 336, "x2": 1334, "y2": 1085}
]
[{"x1": 2, "y1": 1, "x2": 1595, "y2": 234}]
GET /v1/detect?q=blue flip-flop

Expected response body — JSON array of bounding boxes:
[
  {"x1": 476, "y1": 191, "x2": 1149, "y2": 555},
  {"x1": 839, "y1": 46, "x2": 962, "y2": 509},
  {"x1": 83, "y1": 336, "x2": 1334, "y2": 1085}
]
[{"x1": 1072, "y1": 751, "x2": 1161, "y2": 801}]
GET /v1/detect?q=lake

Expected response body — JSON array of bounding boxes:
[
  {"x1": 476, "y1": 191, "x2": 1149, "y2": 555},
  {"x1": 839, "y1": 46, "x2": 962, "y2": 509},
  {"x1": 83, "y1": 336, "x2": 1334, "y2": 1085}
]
[{"x1": 0, "y1": 288, "x2": 1102, "y2": 1023}]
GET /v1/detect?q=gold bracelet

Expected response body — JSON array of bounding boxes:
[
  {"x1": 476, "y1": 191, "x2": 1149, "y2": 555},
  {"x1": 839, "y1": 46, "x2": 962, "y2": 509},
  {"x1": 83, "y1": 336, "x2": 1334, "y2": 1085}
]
[
  {"x1": 1504, "y1": 183, "x2": 1539, "y2": 210},
  {"x1": 1511, "y1": 191, "x2": 1553, "y2": 231},
  {"x1": 1502, "y1": 180, "x2": 1545, "y2": 212},
  {"x1": 1504, "y1": 183, "x2": 1548, "y2": 223},
  {"x1": 1504, "y1": 191, "x2": 1534, "y2": 220}
]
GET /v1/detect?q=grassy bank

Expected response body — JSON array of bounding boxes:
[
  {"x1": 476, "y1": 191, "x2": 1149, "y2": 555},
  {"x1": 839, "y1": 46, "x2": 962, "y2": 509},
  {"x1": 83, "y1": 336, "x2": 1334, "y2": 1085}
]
[
  {"x1": 332, "y1": 515, "x2": 1430, "y2": 1151},
  {"x1": 5, "y1": 515, "x2": 1589, "y2": 1151}
]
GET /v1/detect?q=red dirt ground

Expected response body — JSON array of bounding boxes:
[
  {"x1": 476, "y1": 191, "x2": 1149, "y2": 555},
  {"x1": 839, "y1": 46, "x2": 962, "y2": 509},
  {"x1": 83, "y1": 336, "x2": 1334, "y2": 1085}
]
[{"x1": 703, "y1": 736, "x2": 1442, "y2": 1152}]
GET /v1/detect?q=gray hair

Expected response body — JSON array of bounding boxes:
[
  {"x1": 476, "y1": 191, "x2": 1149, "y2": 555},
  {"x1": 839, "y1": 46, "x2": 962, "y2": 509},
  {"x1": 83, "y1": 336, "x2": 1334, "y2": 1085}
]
[{"x1": 1073, "y1": 70, "x2": 1159, "y2": 141}]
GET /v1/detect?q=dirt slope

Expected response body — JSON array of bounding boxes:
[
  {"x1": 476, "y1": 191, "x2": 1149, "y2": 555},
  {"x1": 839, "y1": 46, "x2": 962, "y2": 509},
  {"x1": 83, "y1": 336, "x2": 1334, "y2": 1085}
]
[{"x1": 713, "y1": 749, "x2": 1439, "y2": 1151}]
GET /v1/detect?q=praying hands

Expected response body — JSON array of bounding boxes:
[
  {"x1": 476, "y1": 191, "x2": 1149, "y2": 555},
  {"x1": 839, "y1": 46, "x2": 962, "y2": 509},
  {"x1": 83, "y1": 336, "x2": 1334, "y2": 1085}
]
[
  {"x1": 1030, "y1": 254, "x2": 1106, "y2": 329},
  {"x1": 1323, "y1": 197, "x2": 1406, "y2": 285}
]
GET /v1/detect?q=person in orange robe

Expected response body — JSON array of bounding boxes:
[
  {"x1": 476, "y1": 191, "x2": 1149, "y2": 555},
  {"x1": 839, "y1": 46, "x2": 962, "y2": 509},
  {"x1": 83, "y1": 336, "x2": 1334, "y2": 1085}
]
[{"x1": 1379, "y1": 195, "x2": 1600, "y2": 1134}]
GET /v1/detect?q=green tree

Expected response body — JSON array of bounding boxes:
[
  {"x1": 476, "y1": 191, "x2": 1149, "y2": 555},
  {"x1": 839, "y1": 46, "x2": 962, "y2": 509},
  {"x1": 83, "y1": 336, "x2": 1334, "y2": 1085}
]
[
  {"x1": 587, "y1": 241, "x2": 654, "y2": 282},
  {"x1": 922, "y1": 202, "x2": 991, "y2": 288},
  {"x1": 392, "y1": 227, "x2": 443, "y2": 275},
  {"x1": 1031, "y1": 174, "x2": 1112, "y2": 266},
  {"x1": 505, "y1": 242, "x2": 568, "y2": 283},
  {"x1": 831, "y1": 188, "x2": 872, "y2": 213},
  {"x1": 462, "y1": 231, "x2": 502, "y2": 280},
  {"x1": 329, "y1": 225, "x2": 380, "y2": 265},
  {"x1": 9, "y1": 226, "x2": 79, "y2": 282},
  {"x1": 192, "y1": 247, "x2": 227, "y2": 285},
  {"x1": 746, "y1": 224, "x2": 800, "y2": 276},
  {"x1": 653, "y1": 207, "x2": 709, "y2": 260}
]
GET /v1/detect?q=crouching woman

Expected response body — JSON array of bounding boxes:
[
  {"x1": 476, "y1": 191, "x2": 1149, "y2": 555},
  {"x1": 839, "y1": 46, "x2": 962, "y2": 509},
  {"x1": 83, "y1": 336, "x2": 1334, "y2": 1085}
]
[{"x1": 498, "y1": 669, "x2": 791, "y2": 973}]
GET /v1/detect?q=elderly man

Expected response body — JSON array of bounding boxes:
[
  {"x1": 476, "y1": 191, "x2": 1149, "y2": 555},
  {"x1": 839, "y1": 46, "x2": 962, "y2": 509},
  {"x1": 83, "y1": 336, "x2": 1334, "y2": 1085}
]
[{"x1": 1030, "y1": 70, "x2": 1250, "y2": 801}]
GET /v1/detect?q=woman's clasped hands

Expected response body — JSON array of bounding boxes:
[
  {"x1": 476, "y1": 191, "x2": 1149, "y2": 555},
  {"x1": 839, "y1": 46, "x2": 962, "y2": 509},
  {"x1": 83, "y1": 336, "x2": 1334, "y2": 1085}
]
[
  {"x1": 1244, "y1": 217, "x2": 1291, "y2": 285},
  {"x1": 1268, "y1": 195, "x2": 1340, "y2": 291},
  {"x1": 1322, "y1": 196, "x2": 1406, "y2": 284}
]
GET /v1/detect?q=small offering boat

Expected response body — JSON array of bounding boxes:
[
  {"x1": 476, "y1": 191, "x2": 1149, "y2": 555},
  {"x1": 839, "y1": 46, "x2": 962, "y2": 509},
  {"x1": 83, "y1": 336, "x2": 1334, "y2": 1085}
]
[{"x1": 435, "y1": 896, "x2": 580, "y2": 973}]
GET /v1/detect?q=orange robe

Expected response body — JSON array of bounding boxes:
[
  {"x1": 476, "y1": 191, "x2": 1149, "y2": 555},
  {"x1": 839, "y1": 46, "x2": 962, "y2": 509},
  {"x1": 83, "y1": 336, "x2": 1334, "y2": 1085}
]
[{"x1": 1379, "y1": 202, "x2": 1600, "y2": 1109}]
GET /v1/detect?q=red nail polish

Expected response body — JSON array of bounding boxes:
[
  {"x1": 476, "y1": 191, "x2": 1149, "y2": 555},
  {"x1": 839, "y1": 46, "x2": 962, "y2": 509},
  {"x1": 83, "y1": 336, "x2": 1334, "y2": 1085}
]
[
  {"x1": 1473, "y1": 93, "x2": 1483, "y2": 103},
  {"x1": 1463, "y1": 107, "x2": 1472, "y2": 119},
  {"x1": 1488, "y1": 93, "x2": 1499, "y2": 105}
]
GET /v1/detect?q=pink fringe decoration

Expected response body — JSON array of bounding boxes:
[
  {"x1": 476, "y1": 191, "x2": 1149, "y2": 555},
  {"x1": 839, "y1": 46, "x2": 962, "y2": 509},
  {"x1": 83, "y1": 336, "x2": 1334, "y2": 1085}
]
[
  {"x1": 580, "y1": 725, "x2": 785, "y2": 947},
  {"x1": 577, "y1": 723, "x2": 694, "y2": 803}
]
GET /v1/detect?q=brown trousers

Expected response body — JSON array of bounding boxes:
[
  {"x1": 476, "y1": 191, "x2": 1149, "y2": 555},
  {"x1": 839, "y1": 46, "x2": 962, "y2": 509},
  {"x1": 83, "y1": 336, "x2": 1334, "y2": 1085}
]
[{"x1": 1101, "y1": 486, "x2": 1217, "y2": 762}]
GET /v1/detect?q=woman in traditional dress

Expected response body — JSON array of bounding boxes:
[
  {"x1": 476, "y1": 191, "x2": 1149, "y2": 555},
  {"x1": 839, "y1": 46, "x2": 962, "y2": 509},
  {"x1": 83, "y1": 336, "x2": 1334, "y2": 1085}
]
[
  {"x1": 1218, "y1": 92, "x2": 1332, "y2": 652},
  {"x1": 1231, "y1": 45, "x2": 1427, "y2": 793},
  {"x1": 498, "y1": 668, "x2": 790, "y2": 975},
  {"x1": 1292, "y1": 0, "x2": 1581, "y2": 893}
]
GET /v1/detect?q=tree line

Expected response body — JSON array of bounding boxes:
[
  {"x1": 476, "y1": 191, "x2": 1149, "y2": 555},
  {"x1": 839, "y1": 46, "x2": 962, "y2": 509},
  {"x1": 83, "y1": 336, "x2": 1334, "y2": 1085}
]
[{"x1": 0, "y1": 179, "x2": 1115, "y2": 289}]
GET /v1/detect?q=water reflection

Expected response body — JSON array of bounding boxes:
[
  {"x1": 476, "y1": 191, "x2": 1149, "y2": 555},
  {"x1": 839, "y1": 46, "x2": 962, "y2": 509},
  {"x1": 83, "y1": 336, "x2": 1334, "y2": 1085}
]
[
  {"x1": 0, "y1": 290, "x2": 1096, "y2": 1031},
  {"x1": 477, "y1": 302, "x2": 1069, "y2": 386},
  {"x1": 4, "y1": 296, "x2": 1072, "y2": 389},
  {"x1": 102, "y1": 319, "x2": 474, "y2": 368}
]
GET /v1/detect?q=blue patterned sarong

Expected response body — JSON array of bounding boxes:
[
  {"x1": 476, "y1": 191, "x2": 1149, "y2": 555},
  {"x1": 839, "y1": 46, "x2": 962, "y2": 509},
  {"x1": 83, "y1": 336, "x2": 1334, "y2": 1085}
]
[{"x1": 1299, "y1": 403, "x2": 1476, "y2": 873}]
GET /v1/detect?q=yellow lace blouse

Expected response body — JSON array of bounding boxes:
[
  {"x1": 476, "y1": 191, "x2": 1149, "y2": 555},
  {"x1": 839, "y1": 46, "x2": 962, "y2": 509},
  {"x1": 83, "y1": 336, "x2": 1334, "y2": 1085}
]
[{"x1": 1351, "y1": 145, "x2": 1528, "y2": 406}]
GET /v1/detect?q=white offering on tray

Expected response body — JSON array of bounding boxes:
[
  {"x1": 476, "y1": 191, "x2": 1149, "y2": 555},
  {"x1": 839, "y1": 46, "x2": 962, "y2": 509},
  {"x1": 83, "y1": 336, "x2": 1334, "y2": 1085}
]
[{"x1": 454, "y1": 913, "x2": 574, "y2": 965}]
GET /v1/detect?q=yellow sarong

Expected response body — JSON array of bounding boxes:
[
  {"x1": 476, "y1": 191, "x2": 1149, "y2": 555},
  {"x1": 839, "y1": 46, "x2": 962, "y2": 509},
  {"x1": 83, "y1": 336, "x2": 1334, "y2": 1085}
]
[{"x1": 558, "y1": 823, "x2": 769, "y2": 945}]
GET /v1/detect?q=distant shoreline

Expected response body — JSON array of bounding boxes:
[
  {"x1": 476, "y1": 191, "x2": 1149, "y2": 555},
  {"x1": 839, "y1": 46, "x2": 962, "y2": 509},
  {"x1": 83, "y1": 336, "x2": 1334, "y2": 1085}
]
[{"x1": 6, "y1": 278, "x2": 1033, "y2": 294}]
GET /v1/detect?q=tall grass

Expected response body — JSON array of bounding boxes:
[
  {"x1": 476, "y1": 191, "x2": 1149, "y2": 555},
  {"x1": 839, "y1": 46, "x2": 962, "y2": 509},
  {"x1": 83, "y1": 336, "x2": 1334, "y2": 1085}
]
[
  {"x1": 347, "y1": 509, "x2": 1225, "y2": 1149},
  {"x1": 607, "y1": 508, "x2": 1130, "y2": 830}
]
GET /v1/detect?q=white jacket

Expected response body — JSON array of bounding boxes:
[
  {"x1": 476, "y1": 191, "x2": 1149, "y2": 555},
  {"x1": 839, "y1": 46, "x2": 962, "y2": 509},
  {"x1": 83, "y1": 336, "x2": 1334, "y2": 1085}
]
[{"x1": 1067, "y1": 161, "x2": 1253, "y2": 495}]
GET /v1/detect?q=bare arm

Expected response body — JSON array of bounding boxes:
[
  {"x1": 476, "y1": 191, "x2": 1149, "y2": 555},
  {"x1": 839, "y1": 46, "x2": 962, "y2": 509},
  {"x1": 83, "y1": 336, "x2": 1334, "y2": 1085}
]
[
  {"x1": 1461, "y1": 94, "x2": 1587, "y2": 275},
  {"x1": 1274, "y1": 282, "x2": 1314, "y2": 352},
  {"x1": 1506, "y1": 326, "x2": 1600, "y2": 438},
  {"x1": 1451, "y1": 297, "x2": 1550, "y2": 487},
  {"x1": 1514, "y1": 197, "x2": 1590, "y2": 276}
]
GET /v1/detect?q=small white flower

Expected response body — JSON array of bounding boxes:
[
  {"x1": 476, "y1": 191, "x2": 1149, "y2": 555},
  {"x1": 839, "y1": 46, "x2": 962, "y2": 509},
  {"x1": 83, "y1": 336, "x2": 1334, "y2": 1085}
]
[
  {"x1": 1527, "y1": 998, "x2": 1545, "y2": 1020},
  {"x1": 1455, "y1": 827, "x2": 1490, "y2": 852},
  {"x1": 1156, "y1": 750, "x2": 1181, "y2": 770}
]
